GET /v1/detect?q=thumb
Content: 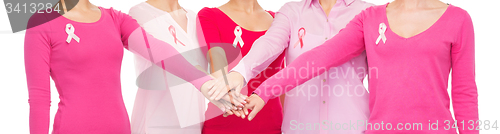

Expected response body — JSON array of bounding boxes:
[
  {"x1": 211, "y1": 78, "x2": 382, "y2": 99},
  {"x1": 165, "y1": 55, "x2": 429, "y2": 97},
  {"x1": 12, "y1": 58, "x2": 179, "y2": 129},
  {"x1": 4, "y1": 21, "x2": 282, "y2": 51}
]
[{"x1": 247, "y1": 102, "x2": 263, "y2": 121}]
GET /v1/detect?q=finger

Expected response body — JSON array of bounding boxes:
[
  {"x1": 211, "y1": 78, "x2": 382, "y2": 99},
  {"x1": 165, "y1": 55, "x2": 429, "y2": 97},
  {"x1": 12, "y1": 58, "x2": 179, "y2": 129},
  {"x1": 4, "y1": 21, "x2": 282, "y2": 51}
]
[
  {"x1": 208, "y1": 79, "x2": 221, "y2": 95},
  {"x1": 232, "y1": 104, "x2": 238, "y2": 111},
  {"x1": 209, "y1": 78, "x2": 226, "y2": 95},
  {"x1": 233, "y1": 85, "x2": 242, "y2": 98},
  {"x1": 223, "y1": 109, "x2": 232, "y2": 117},
  {"x1": 248, "y1": 103, "x2": 263, "y2": 121},
  {"x1": 245, "y1": 95, "x2": 252, "y2": 102},
  {"x1": 233, "y1": 92, "x2": 247, "y2": 105},
  {"x1": 215, "y1": 85, "x2": 231, "y2": 100},
  {"x1": 229, "y1": 91, "x2": 243, "y2": 106},
  {"x1": 233, "y1": 91, "x2": 247, "y2": 104},
  {"x1": 202, "y1": 80, "x2": 215, "y2": 92},
  {"x1": 226, "y1": 93, "x2": 235, "y2": 110},
  {"x1": 222, "y1": 102, "x2": 234, "y2": 116},
  {"x1": 233, "y1": 109, "x2": 241, "y2": 117},
  {"x1": 225, "y1": 109, "x2": 233, "y2": 116},
  {"x1": 243, "y1": 106, "x2": 249, "y2": 116},
  {"x1": 210, "y1": 81, "x2": 225, "y2": 100},
  {"x1": 236, "y1": 110, "x2": 245, "y2": 119},
  {"x1": 221, "y1": 100, "x2": 233, "y2": 112}
]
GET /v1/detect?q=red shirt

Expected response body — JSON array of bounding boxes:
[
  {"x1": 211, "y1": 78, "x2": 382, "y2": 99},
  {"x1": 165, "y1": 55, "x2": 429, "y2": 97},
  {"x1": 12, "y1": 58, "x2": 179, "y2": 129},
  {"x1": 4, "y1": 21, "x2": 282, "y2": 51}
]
[{"x1": 198, "y1": 7, "x2": 285, "y2": 134}]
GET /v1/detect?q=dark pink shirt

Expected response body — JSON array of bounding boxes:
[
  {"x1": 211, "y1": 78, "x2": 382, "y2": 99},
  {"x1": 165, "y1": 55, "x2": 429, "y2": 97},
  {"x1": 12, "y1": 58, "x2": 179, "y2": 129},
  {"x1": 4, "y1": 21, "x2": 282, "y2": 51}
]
[
  {"x1": 25, "y1": 7, "x2": 211, "y2": 134},
  {"x1": 198, "y1": 7, "x2": 285, "y2": 134}
]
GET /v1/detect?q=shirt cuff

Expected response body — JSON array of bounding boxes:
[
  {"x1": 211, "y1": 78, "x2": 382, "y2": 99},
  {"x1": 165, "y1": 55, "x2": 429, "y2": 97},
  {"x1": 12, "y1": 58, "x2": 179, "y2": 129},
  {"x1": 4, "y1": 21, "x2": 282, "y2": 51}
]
[
  {"x1": 192, "y1": 75, "x2": 213, "y2": 91},
  {"x1": 253, "y1": 88, "x2": 271, "y2": 104}
]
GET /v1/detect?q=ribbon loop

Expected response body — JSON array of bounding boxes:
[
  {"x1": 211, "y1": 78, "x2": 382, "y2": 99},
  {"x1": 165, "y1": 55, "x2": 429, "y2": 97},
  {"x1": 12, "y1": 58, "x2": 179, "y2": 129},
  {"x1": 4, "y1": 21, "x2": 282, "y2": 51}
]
[
  {"x1": 65, "y1": 23, "x2": 80, "y2": 43},
  {"x1": 233, "y1": 26, "x2": 244, "y2": 48},
  {"x1": 376, "y1": 23, "x2": 387, "y2": 45},
  {"x1": 169, "y1": 25, "x2": 186, "y2": 46},
  {"x1": 293, "y1": 27, "x2": 306, "y2": 48}
]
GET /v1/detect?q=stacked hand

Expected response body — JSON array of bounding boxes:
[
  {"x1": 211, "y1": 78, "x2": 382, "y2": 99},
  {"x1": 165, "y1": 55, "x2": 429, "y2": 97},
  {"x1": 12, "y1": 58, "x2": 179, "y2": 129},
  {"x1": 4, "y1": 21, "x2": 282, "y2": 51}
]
[
  {"x1": 200, "y1": 79, "x2": 240, "y2": 117},
  {"x1": 200, "y1": 72, "x2": 266, "y2": 121}
]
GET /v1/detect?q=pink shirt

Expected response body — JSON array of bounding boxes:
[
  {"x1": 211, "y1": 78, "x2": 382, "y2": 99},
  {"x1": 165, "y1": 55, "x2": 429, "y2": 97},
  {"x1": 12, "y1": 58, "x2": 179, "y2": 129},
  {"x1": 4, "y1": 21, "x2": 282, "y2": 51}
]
[
  {"x1": 24, "y1": 7, "x2": 211, "y2": 134},
  {"x1": 231, "y1": 0, "x2": 374, "y2": 133},
  {"x1": 128, "y1": 3, "x2": 207, "y2": 134},
  {"x1": 252, "y1": 4, "x2": 478, "y2": 134}
]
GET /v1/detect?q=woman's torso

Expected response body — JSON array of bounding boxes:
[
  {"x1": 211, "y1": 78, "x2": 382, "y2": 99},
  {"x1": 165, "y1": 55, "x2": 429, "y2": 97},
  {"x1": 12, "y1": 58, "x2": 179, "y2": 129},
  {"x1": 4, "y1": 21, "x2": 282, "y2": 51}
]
[
  {"x1": 198, "y1": 7, "x2": 284, "y2": 134},
  {"x1": 360, "y1": 4, "x2": 472, "y2": 134},
  {"x1": 38, "y1": 7, "x2": 130, "y2": 134},
  {"x1": 276, "y1": 0, "x2": 373, "y2": 133},
  {"x1": 129, "y1": 2, "x2": 207, "y2": 134}
]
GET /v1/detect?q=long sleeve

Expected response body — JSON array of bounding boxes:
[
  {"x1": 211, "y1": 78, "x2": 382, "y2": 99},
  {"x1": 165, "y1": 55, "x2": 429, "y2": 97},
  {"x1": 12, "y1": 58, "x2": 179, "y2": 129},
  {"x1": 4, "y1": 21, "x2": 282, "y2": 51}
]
[
  {"x1": 197, "y1": 8, "x2": 222, "y2": 49},
  {"x1": 450, "y1": 11, "x2": 479, "y2": 134},
  {"x1": 197, "y1": 8, "x2": 231, "y2": 75},
  {"x1": 254, "y1": 11, "x2": 367, "y2": 103},
  {"x1": 110, "y1": 9, "x2": 211, "y2": 89},
  {"x1": 196, "y1": 16, "x2": 209, "y2": 59},
  {"x1": 230, "y1": 5, "x2": 292, "y2": 83},
  {"x1": 24, "y1": 13, "x2": 52, "y2": 134}
]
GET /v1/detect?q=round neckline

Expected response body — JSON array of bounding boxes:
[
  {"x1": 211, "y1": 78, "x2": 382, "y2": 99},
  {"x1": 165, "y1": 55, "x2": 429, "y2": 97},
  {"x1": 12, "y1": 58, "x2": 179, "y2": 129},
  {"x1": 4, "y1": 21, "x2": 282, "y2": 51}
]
[
  {"x1": 383, "y1": 3, "x2": 452, "y2": 40},
  {"x1": 213, "y1": 8, "x2": 271, "y2": 33},
  {"x1": 59, "y1": 7, "x2": 104, "y2": 24}
]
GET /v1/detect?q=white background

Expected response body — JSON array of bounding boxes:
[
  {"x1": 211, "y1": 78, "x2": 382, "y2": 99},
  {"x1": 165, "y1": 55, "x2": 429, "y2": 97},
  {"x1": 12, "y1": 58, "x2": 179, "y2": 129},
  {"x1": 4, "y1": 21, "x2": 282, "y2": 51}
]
[{"x1": 0, "y1": 0, "x2": 499, "y2": 133}]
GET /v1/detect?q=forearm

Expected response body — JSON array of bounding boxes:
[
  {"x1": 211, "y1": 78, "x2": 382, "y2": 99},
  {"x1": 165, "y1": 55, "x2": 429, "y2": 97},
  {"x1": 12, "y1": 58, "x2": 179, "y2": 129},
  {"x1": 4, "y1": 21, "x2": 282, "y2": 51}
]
[
  {"x1": 254, "y1": 40, "x2": 365, "y2": 103},
  {"x1": 208, "y1": 47, "x2": 229, "y2": 78},
  {"x1": 231, "y1": 12, "x2": 291, "y2": 83},
  {"x1": 253, "y1": 11, "x2": 367, "y2": 103},
  {"x1": 126, "y1": 28, "x2": 212, "y2": 89}
]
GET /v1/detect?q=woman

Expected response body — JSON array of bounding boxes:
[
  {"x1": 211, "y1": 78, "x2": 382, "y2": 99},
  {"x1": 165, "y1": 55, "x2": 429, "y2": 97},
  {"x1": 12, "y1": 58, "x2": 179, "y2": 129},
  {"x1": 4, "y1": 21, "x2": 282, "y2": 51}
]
[
  {"x1": 24, "y1": 0, "x2": 229, "y2": 133},
  {"x1": 245, "y1": 0, "x2": 479, "y2": 134},
  {"x1": 211, "y1": 0, "x2": 374, "y2": 133},
  {"x1": 128, "y1": 0, "x2": 211, "y2": 133},
  {"x1": 209, "y1": 0, "x2": 372, "y2": 134},
  {"x1": 197, "y1": 0, "x2": 285, "y2": 133}
]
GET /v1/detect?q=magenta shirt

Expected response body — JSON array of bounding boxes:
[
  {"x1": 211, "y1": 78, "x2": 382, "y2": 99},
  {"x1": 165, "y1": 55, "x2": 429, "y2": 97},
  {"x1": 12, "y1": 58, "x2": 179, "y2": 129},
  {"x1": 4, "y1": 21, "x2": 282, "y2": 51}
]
[
  {"x1": 231, "y1": 0, "x2": 374, "y2": 133},
  {"x1": 24, "y1": 7, "x2": 211, "y2": 134},
  {"x1": 252, "y1": 4, "x2": 478, "y2": 134}
]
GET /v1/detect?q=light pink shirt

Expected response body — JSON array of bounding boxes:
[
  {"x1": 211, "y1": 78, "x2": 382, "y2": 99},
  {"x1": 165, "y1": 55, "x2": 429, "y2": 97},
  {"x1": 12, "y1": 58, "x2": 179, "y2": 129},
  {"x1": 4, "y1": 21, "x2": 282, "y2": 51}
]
[
  {"x1": 252, "y1": 4, "x2": 478, "y2": 134},
  {"x1": 129, "y1": 2, "x2": 207, "y2": 134},
  {"x1": 231, "y1": 0, "x2": 374, "y2": 133}
]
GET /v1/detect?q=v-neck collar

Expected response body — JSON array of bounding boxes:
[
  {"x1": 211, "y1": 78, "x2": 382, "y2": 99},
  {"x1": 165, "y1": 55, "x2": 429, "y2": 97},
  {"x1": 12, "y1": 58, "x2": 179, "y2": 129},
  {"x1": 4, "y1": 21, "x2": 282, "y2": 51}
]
[
  {"x1": 383, "y1": 3, "x2": 452, "y2": 40},
  {"x1": 143, "y1": 2, "x2": 191, "y2": 35}
]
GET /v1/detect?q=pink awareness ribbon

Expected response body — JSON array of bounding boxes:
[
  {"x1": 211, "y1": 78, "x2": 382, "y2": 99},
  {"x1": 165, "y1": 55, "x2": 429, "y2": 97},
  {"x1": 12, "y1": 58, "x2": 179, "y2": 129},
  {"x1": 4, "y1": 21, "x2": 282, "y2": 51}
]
[
  {"x1": 169, "y1": 25, "x2": 185, "y2": 46},
  {"x1": 293, "y1": 27, "x2": 305, "y2": 48},
  {"x1": 375, "y1": 23, "x2": 387, "y2": 45}
]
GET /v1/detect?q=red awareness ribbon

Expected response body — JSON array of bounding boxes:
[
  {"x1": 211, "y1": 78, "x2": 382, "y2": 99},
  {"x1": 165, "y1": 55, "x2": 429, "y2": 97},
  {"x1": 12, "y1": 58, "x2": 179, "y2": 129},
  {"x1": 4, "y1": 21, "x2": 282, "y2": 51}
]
[
  {"x1": 169, "y1": 25, "x2": 185, "y2": 46},
  {"x1": 293, "y1": 27, "x2": 306, "y2": 48}
]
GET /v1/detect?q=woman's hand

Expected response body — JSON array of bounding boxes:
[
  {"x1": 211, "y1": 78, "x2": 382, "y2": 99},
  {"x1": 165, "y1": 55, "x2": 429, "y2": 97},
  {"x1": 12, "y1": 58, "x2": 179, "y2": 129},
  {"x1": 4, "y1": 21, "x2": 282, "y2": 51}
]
[
  {"x1": 201, "y1": 80, "x2": 236, "y2": 116},
  {"x1": 226, "y1": 71, "x2": 247, "y2": 105},
  {"x1": 244, "y1": 94, "x2": 265, "y2": 121},
  {"x1": 209, "y1": 71, "x2": 247, "y2": 106}
]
